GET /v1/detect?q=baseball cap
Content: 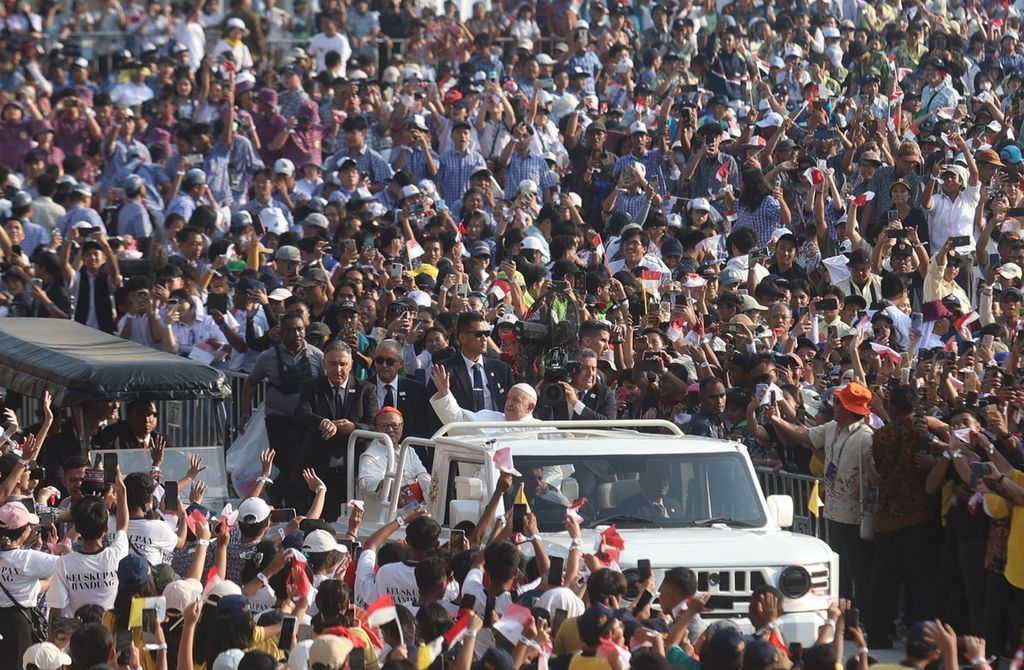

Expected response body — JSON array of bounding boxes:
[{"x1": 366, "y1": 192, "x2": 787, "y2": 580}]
[
  {"x1": 238, "y1": 497, "x2": 272, "y2": 523},
  {"x1": 299, "y1": 267, "x2": 330, "y2": 286},
  {"x1": 689, "y1": 197, "x2": 713, "y2": 212},
  {"x1": 998, "y1": 262, "x2": 1023, "y2": 280},
  {"x1": 0, "y1": 500, "x2": 38, "y2": 528},
  {"x1": 719, "y1": 266, "x2": 744, "y2": 286},
  {"x1": 755, "y1": 112, "x2": 784, "y2": 128},
  {"x1": 212, "y1": 648, "x2": 244, "y2": 670},
  {"x1": 471, "y1": 241, "x2": 491, "y2": 257},
  {"x1": 163, "y1": 578, "x2": 203, "y2": 613},
  {"x1": 739, "y1": 295, "x2": 768, "y2": 312},
  {"x1": 521, "y1": 236, "x2": 544, "y2": 251},
  {"x1": 118, "y1": 555, "x2": 151, "y2": 588},
  {"x1": 309, "y1": 635, "x2": 355, "y2": 670},
  {"x1": 303, "y1": 213, "x2": 329, "y2": 229},
  {"x1": 275, "y1": 245, "x2": 301, "y2": 262},
  {"x1": 303, "y1": 529, "x2": 343, "y2": 553},
  {"x1": 269, "y1": 288, "x2": 293, "y2": 301},
  {"x1": 1001, "y1": 145, "x2": 1024, "y2": 165},
  {"x1": 274, "y1": 158, "x2": 296, "y2": 176},
  {"x1": 338, "y1": 300, "x2": 359, "y2": 314},
  {"x1": 183, "y1": 168, "x2": 206, "y2": 187},
  {"x1": 22, "y1": 643, "x2": 72, "y2": 670}
]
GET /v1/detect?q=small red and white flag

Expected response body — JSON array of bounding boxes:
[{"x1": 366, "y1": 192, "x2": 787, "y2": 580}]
[
  {"x1": 366, "y1": 594, "x2": 399, "y2": 628},
  {"x1": 936, "y1": 107, "x2": 956, "y2": 120},
  {"x1": 593, "y1": 234, "x2": 605, "y2": 260},
  {"x1": 596, "y1": 524, "x2": 626, "y2": 563},
  {"x1": 852, "y1": 191, "x2": 875, "y2": 207},
  {"x1": 444, "y1": 611, "x2": 472, "y2": 647},
  {"x1": 640, "y1": 270, "x2": 661, "y2": 296},
  {"x1": 902, "y1": 124, "x2": 921, "y2": 142},
  {"x1": 219, "y1": 503, "x2": 238, "y2": 533},
  {"x1": 953, "y1": 427, "x2": 977, "y2": 443},
  {"x1": 566, "y1": 498, "x2": 587, "y2": 524},
  {"x1": 493, "y1": 604, "x2": 533, "y2": 644},
  {"x1": 406, "y1": 239, "x2": 425, "y2": 260},
  {"x1": 666, "y1": 317, "x2": 685, "y2": 343},
  {"x1": 756, "y1": 58, "x2": 771, "y2": 74},
  {"x1": 803, "y1": 167, "x2": 825, "y2": 186},
  {"x1": 285, "y1": 548, "x2": 312, "y2": 598},
  {"x1": 203, "y1": 566, "x2": 222, "y2": 601},
  {"x1": 869, "y1": 342, "x2": 901, "y2": 365},
  {"x1": 492, "y1": 447, "x2": 522, "y2": 477},
  {"x1": 746, "y1": 135, "x2": 767, "y2": 147},
  {"x1": 955, "y1": 311, "x2": 980, "y2": 331},
  {"x1": 184, "y1": 508, "x2": 208, "y2": 535},
  {"x1": 715, "y1": 161, "x2": 730, "y2": 184}
]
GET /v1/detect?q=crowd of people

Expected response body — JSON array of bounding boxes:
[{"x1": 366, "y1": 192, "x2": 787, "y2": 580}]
[{"x1": 0, "y1": 0, "x2": 1023, "y2": 668}]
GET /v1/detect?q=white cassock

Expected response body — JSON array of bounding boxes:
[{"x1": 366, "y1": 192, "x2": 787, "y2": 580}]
[
  {"x1": 429, "y1": 391, "x2": 538, "y2": 435},
  {"x1": 357, "y1": 439, "x2": 431, "y2": 519}
]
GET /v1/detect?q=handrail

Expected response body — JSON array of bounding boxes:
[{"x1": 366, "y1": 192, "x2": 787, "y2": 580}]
[
  {"x1": 431, "y1": 418, "x2": 684, "y2": 438},
  {"x1": 345, "y1": 429, "x2": 395, "y2": 524},
  {"x1": 386, "y1": 437, "x2": 438, "y2": 521}
]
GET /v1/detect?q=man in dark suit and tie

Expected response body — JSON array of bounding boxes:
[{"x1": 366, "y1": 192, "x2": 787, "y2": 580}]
[
  {"x1": 535, "y1": 348, "x2": 618, "y2": 420},
  {"x1": 426, "y1": 312, "x2": 516, "y2": 420},
  {"x1": 371, "y1": 338, "x2": 436, "y2": 467},
  {"x1": 295, "y1": 341, "x2": 377, "y2": 520}
]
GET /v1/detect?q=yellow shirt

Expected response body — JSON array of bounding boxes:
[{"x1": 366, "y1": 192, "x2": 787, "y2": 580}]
[
  {"x1": 194, "y1": 625, "x2": 283, "y2": 670},
  {"x1": 102, "y1": 611, "x2": 155, "y2": 670},
  {"x1": 569, "y1": 652, "x2": 613, "y2": 670},
  {"x1": 984, "y1": 469, "x2": 1024, "y2": 588}
]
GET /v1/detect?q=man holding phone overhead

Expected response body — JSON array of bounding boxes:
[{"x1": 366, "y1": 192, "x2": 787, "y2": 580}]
[{"x1": 920, "y1": 134, "x2": 980, "y2": 253}]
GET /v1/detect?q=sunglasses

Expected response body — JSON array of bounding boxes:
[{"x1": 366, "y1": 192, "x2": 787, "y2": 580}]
[
  {"x1": 374, "y1": 356, "x2": 398, "y2": 366},
  {"x1": 463, "y1": 330, "x2": 490, "y2": 338}
]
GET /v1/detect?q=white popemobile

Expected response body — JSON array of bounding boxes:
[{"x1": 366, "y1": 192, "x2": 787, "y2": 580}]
[{"x1": 341, "y1": 419, "x2": 838, "y2": 645}]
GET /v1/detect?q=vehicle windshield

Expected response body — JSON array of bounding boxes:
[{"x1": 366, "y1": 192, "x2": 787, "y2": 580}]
[{"x1": 502, "y1": 452, "x2": 767, "y2": 532}]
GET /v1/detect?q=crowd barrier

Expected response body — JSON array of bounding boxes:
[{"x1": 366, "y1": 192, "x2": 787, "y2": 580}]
[{"x1": 755, "y1": 466, "x2": 830, "y2": 544}]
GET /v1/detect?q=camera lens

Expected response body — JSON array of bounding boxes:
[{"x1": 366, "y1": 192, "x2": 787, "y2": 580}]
[{"x1": 540, "y1": 382, "x2": 565, "y2": 406}]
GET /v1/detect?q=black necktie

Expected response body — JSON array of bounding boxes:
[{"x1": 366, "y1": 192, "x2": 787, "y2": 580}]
[
  {"x1": 472, "y1": 364, "x2": 485, "y2": 412},
  {"x1": 334, "y1": 386, "x2": 343, "y2": 419},
  {"x1": 384, "y1": 383, "x2": 395, "y2": 409}
]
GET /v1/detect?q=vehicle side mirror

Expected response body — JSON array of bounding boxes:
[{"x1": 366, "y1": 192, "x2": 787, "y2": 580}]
[{"x1": 766, "y1": 494, "x2": 794, "y2": 528}]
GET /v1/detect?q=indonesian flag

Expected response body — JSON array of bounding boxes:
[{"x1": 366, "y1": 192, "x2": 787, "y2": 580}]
[
  {"x1": 888, "y1": 109, "x2": 899, "y2": 131},
  {"x1": 593, "y1": 234, "x2": 605, "y2": 260},
  {"x1": 936, "y1": 107, "x2": 956, "y2": 120},
  {"x1": 806, "y1": 86, "x2": 820, "y2": 103},
  {"x1": 445, "y1": 611, "x2": 472, "y2": 647},
  {"x1": 890, "y1": 86, "x2": 904, "y2": 102},
  {"x1": 202, "y1": 566, "x2": 222, "y2": 601},
  {"x1": 597, "y1": 639, "x2": 632, "y2": 668},
  {"x1": 852, "y1": 191, "x2": 875, "y2": 207},
  {"x1": 494, "y1": 604, "x2": 533, "y2": 644},
  {"x1": 596, "y1": 524, "x2": 625, "y2": 563},
  {"x1": 869, "y1": 342, "x2": 901, "y2": 365},
  {"x1": 803, "y1": 167, "x2": 825, "y2": 186},
  {"x1": 366, "y1": 595, "x2": 399, "y2": 628},
  {"x1": 902, "y1": 124, "x2": 921, "y2": 142},
  {"x1": 666, "y1": 317, "x2": 685, "y2": 343},
  {"x1": 955, "y1": 311, "x2": 980, "y2": 331},
  {"x1": 747, "y1": 135, "x2": 767, "y2": 147},
  {"x1": 285, "y1": 548, "x2": 312, "y2": 598},
  {"x1": 406, "y1": 239, "x2": 425, "y2": 260},
  {"x1": 184, "y1": 508, "x2": 208, "y2": 535},
  {"x1": 640, "y1": 270, "x2": 661, "y2": 296},
  {"x1": 715, "y1": 161, "x2": 730, "y2": 184},
  {"x1": 854, "y1": 314, "x2": 872, "y2": 334},
  {"x1": 756, "y1": 58, "x2": 771, "y2": 74},
  {"x1": 566, "y1": 498, "x2": 587, "y2": 524},
  {"x1": 953, "y1": 427, "x2": 977, "y2": 443},
  {"x1": 940, "y1": 132, "x2": 958, "y2": 148},
  {"x1": 492, "y1": 447, "x2": 522, "y2": 477}
]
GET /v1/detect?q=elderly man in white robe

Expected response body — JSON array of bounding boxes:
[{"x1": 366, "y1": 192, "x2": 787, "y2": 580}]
[
  {"x1": 429, "y1": 365, "x2": 539, "y2": 432},
  {"x1": 357, "y1": 406, "x2": 431, "y2": 517}
]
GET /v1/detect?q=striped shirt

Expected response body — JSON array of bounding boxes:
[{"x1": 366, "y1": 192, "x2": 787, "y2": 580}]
[
  {"x1": 503, "y1": 153, "x2": 558, "y2": 199},
  {"x1": 613, "y1": 149, "x2": 671, "y2": 196},
  {"x1": 325, "y1": 144, "x2": 394, "y2": 186},
  {"x1": 438, "y1": 148, "x2": 487, "y2": 206},
  {"x1": 612, "y1": 190, "x2": 651, "y2": 220},
  {"x1": 733, "y1": 195, "x2": 783, "y2": 247},
  {"x1": 388, "y1": 144, "x2": 439, "y2": 184}
]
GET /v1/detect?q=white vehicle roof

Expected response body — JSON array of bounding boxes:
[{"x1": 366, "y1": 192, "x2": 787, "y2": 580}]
[{"x1": 434, "y1": 429, "x2": 746, "y2": 458}]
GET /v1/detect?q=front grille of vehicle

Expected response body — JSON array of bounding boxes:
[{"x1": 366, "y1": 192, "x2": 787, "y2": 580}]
[{"x1": 695, "y1": 565, "x2": 830, "y2": 598}]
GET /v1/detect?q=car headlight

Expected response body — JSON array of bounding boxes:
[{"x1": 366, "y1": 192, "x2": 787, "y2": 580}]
[{"x1": 778, "y1": 566, "x2": 811, "y2": 598}]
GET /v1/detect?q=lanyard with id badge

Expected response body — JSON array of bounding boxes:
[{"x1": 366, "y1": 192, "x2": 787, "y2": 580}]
[{"x1": 824, "y1": 430, "x2": 857, "y2": 487}]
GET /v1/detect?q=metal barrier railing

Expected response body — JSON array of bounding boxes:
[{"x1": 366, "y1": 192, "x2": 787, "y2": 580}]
[{"x1": 755, "y1": 466, "x2": 830, "y2": 544}]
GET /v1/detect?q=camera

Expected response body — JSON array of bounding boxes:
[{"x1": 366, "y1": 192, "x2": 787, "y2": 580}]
[{"x1": 538, "y1": 348, "x2": 581, "y2": 408}]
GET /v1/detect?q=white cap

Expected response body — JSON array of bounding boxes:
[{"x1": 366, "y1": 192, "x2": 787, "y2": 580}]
[
  {"x1": 822, "y1": 26, "x2": 841, "y2": 38},
  {"x1": 628, "y1": 121, "x2": 649, "y2": 135},
  {"x1": 238, "y1": 497, "x2": 272, "y2": 523},
  {"x1": 784, "y1": 44, "x2": 803, "y2": 59},
  {"x1": 268, "y1": 287, "x2": 293, "y2": 301},
  {"x1": 235, "y1": 71, "x2": 256, "y2": 87},
  {"x1": 537, "y1": 53, "x2": 556, "y2": 66},
  {"x1": 398, "y1": 184, "x2": 421, "y2": 200},
  {"x1": 755, "y1": 112, "x2": 784, "y2": 128},
  {"x1": 521, "y1": 236, "x2": 544, "y2": 251},
  {"x1": 497, "y1": 312, "x2": 519, "y2": 326},
  {"x1": 273, "y1": 158, "x2": 295, "y2": 176},
  {"x1": 518, "y1": 179, "x2": 538, "y2": 194},
  {"x1": 259, "y1": 207, "x2": 289, "y2": 235},
  {"x1": 163, "y1": 578, "x2": 203, "y2": 612},
  {"x1": 567, "y1": 192, "x2": 582, "y2": 208},
  {"x1": 303, "y1": 529, "x2": 342, "y2": 553},
  {"x1": 205, "y1": 579, "x2": 242, "y2": 604},
  {"x1": 23, "y1": 643, "x2": 72, "y2": 670},
  {"x1": 998, "y1": 262, "x2": 1023, "y2": 280},
  {"x1": 406, "y1": 289, "x2": 433, "y2": 308},
  {"x1": 538, "y1": 90, "x2": 554, "y2": 105},
  {"x1": 689, "y1": 197, "x2": 712, "y2": 212},
  {"x1": 521, "y1": 38, "x2": 534, "y2": 51},
  {"x1": 225, "y1": 17, "x2": 248, "y2": 33}
]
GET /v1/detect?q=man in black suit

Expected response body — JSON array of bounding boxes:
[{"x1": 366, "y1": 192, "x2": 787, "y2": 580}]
[
  {"x1": 535, "y1": 348, "x2": 617, "y2": 420},
  {"x1": 295, "y1": 341, "x2": 376, "y2": 520},
  {"x1": 426, "y1": 311, "x2": 515, "y2": 417},
  {"x1": 371, "y1": 338, "x2": 436, "y2": 467}
]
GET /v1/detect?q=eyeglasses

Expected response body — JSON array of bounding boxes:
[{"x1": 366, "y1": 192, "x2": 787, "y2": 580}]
[
  {"x1": 375, "y1": 357, "x2": 398, "y2": 366},
  {"x1": 376, "y1": 422, "x2": 404, "y2": 430},
  {"x1": 142, "y1": 411, "x2": 158, "y2": 417},
  {"x1": 463, "y1": 330, "x2": 490, "y2": 338}
]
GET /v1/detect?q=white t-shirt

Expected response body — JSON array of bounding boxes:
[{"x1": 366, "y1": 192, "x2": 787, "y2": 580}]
[
  {"x1": 0, "y1": 548, "x2": 61, "y2": 607},
  {"x1": 460, "y1": 567, "x2": 540, "y2": 617},
  {"x1": 107, "y1": 517, "x2": 178, "y2": 566},
  {"x1": 308, "y1": 32, "x2": 351, "y2": 74},
  {"x1": 47, "y1": 531, "x2": 129, "y2": 615}
]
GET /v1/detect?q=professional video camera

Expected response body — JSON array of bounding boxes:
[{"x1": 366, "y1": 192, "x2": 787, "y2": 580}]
[{"x1": 538, "y1": 347, "x2": 582, "y2": 408}]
